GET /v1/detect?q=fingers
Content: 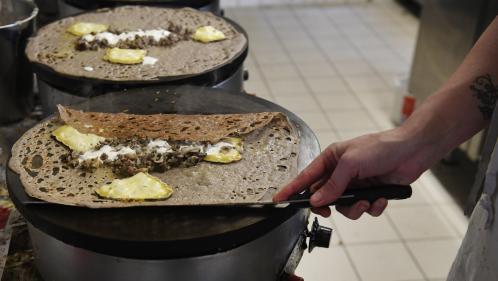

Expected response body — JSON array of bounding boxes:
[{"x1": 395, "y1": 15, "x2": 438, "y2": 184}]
[
  {"x1": 310, "y1": 156, "x2": 356, "y2": 206},
  {"x1": 335, "y1": 198, "x2": 388, "y2": 219},
  {"x1": 311, "y1": 206, "x2": 331, "y2": 217},
  {"x1": 273, "y1": 148, "x2": 337, "y2": 202},
  {"x1": 336, "y1": 201, "x2": 370, "y2": 220},
  {"x1": 368, "y1": 198, "x2": 388, "y2": 217}
]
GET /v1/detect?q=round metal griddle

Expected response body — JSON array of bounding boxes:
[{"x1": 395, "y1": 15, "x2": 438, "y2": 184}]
[
  {"x1": 7, "y1": 85, "x2": 320, "y2": 260},
  {"x1": 62, "y1": 0, "x2": 219, "y2": 10},
  {"x1": 30, "y1": 14, "x2": 248, "y2": 97}
]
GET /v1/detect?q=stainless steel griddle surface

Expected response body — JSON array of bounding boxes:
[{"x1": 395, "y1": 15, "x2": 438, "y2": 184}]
[{"x1": 7, "y1": 85, "x2": 320, "y2": 259}]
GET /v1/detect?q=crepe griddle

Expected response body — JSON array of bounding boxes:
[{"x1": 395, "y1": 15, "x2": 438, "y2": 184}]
[
  {"x1": 7, "y1": 85, "x2": 319, "y2": 259},
  {"x1": 64, "y1": 0, "x2": 217, "y2": 9},
  {"x1": 31, "y1": 16, "x2": 248, "y2": 97}
]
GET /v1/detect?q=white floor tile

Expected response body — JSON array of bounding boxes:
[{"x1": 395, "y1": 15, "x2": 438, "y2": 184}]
[
  {"x1": 437, "y1": 203, "x2": 469, "y2": 237},
  {"x1": 260, "y1": 63, "x2": 301, "y2": 79},
  {"x1": 331, "y1": 213, "x2": 400, "y2": 244},
  {"x1": 372, "y1": 58, "x2": 411, "y2": 74},
  {"x1": 361, "y1": 105, "x2": 396, "y2": 130},
  {"x1": 354, "y1": 90, "x2": 396, "y2": 110},
  {"x1": 283, "y1": 40, "x2": 318, "y2": 52},
  {"x1": 244, "y1": 81, "x2": 271, "y2": 97},
  {"x1": 254, "y1": 50, "x2": 292, "y2": 65},
  {"x1": 296, "y1": 61, "x2": 338, "y2": 78},
  {"x1": 334, "y1": 59, "x2": 376, "y2": 76},
  {"x1": 314, "y1": 130, "x2": 340, "y2": 149},
  {"x1": 316, "y1": 92, "x2": 363, "y2": 110},
  {"x1": 295, "y1": 112, "x2": 334, "y2": 132},
  {"x1": 387, "y1": 206, "x2": 459, "y2": 240},
  {"x1": 417, "y1": 171, "x2": 457, "y2": 204},
  {"x1": 317, "y1": 38, "x2": 351, "y2": 51},
  {"x1": 336, "y1": 129, "x2": 380, "y2": 141},
  {"x1": 389, "y1": 179, "x2": 433, "y2": 207},
  {"x1": 347, "y1": 242, "x2": 424, "y2": 281},
  {"x1": 296, "y1": 246, "x2": 360, "y2": 281},
  {"x1": 305, "y1": 77, "x2": 350, "y2": 94},
  {"x1": 326, "y1": 109, "x2": 378, "y2": 131},
  {"x1": 343, "y1": 74, "x2": 390, "y2": 92},
  {"x1": 325, "y1": 48, "x2": 364, "y2": 61},
  {"x1": 291, "y1": 51, "x2": 328, "y2": 63},
  {"x1": 268, "y1": 79, "x2": 309, "y2": 97},
  {"x1": 407, "y1": 239, "x2": 461, "y2": 279},
  {"x1": 275, "y1": 95, "x2": 321, "y2": 113}
]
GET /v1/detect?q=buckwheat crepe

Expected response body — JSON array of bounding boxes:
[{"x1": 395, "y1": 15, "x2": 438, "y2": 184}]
[
  {"x1": 9, "y1": 107, "x2": 299, "y2": 208},
  {"x1": 25, "y1": 6, "x2": 247, "y2": 81}
]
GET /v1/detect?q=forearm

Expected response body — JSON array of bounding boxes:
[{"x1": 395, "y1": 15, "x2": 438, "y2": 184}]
[{"x1": 398, "y1": 16, "x2": 498, "y2": 162}]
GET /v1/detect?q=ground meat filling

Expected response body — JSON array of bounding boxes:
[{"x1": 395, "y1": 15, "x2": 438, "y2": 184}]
[
  {"x1": 74, "y1": 23, "x2": 194, "y2": 51},
  {"x1": 64, "y1": 138, "x2": 206, "y2": 177}
]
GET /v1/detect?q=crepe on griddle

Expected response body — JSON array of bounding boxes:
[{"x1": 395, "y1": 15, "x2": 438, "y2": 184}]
[
  {"x1": 25, "y1": 6, "x2": 247, "y2": 81},
  {"x1": 9, "y1": 107, "x2": 299, "y2": 208}
]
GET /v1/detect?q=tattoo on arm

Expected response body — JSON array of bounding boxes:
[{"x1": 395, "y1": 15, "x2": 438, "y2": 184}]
[{"x1": 470, "y1": 74, "x2": 498, "y2": 120}]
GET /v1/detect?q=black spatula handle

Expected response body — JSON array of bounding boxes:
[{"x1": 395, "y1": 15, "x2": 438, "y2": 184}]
[
  {"x1": 287, "y1": 184, "x2": 412, "y2": 208},
  {"x1": 332, "y1": 184, "x2": 412, "y2": 206}
]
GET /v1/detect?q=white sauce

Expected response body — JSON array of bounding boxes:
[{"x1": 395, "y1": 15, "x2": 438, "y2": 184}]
[
  {"x1": 179, "y1": 145, "x2": 205, "y2": 154},
  {"x1": 83, "y1": 66, "x2": 94, "y2": 72},
  {"x1": 82, "y1": 29, "x2": 171, "y2": 47},
  {"x1": 77, "y1": 139, "x2": 234, "y2": 163},
  {"x1": 205, "y1": 142, "x2": 234, "y2": 156},
  {"x1": 147, "y1": 140, "x2": 172, "y2": 154},
  {"x1": 79, "y1": 145, "x2": 136, "y2": 163},
  {"x1": 142, "y1": 56, "x2": 158, "y2": 66}
]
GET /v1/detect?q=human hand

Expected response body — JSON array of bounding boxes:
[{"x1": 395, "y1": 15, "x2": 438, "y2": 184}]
[{"x1": 274, "y1": 129, "x2": 429, "y2": 219}]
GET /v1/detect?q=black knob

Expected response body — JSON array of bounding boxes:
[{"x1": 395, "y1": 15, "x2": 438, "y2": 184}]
[
  {"x1": 308, "y1": 218, "x2": 332, "y2": 253},
  {"x1": 243, "y1": 70, "x2": 249, "y2": 81}
]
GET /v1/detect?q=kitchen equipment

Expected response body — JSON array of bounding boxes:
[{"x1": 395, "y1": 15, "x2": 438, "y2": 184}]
[
  {"x1": 58, "y1": 0, "x2": 222, "y2": 17},
  {"x1": 0, "y1": 0, "x2": 38, "y2": 124},
  {"x1": 32, "y1": 14, "x2": 249, "y2": 116},
  {"x1": 7, "y1": 85, "x2": 325, "y2": 281}
]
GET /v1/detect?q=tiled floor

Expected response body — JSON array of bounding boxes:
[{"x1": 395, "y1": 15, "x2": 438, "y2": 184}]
[{"x1": 226, "y1": 2, "x2": 468, "y2": 281}]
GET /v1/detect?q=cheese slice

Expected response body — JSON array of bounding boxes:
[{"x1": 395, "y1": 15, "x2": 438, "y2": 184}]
[
  {"x1": 95, "y1": 172, "x2": 173, "y2": 200},
  {"x1": 204, "y1": 138, "x2": 243, "y2": 164},
  {"x1": 104, "y1": 48, "x2": 147, "y2": 64},
  {"x1": 52, "y1": 125, "x2": 105, "y2": 152},
  {"x1": 192, "y1": 26, "x2": 226, "y2": 43},
  {"x1": 67, "y1": 22, "x2": 109, "y2": 36}
]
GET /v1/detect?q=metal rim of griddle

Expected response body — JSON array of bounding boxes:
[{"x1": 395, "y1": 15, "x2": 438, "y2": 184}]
[
  {"x1": 28, "y1": 10, "x2": 248, "y2": 97},
  {"x1": 62, "y1": 0, "x2": 218, "y2": 10},
  {"x1": 7, "y1": 86, "x2": 320, "y2": 260}
]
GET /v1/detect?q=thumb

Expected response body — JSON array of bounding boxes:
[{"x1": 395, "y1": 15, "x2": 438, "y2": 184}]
[{"x1": 310, "y1": 157, "x2": 356, "y2": 207}]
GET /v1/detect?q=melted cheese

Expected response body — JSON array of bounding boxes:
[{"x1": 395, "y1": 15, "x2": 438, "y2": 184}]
[
  {"x1": 67, "y1": 22, "x2": 109, "y2": 36},
  {"x1": 204, "y1": 138, "x2": 242, "y2": 163},
  {"x1": 104, "y1": 48, "x2": 147, "y2": 64},
  {"x1": 52, "y1": 125, "x2": 105, "y2": 152},
  {"x1": 192, "y1": 26, "x2": 226, "y2": 43},
  {"x1": 95, "y1": 172, "x2": 173, "y2": 200}
]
